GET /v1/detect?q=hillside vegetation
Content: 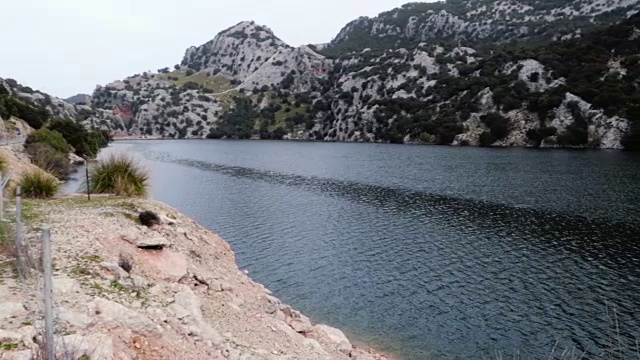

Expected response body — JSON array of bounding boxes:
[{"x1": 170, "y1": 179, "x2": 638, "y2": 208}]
[{"x1": 1, "y1": 0, "x2": 638, "y2": 150}]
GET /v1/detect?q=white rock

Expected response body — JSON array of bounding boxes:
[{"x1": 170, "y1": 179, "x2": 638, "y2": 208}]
[
  {"x1": 167, "y1": 303, "x2": 190, "y2": 320},
  {"x1": 136, "y1": 237, "x2": 170, "y2": 249},
  {"x1": 313, "y1": 324, "x2": 352, "y2": 355},
  {"x1": 350, "y1": 349, "x2": 376, "y2": 360},
  {"x1": 90, "y1": 297, "x2": 158, "y2": 334},
  {"x1": 0, "y1": 329, "x2": 22, "y2": 343},
  {"x1": 58, "y1": 308, "x2": 92, "y2": 327},
  {"x1": 56, "y1": 333, "x2": 113, "y2": 360},
  {"x1": 302, "y1": 338, "x2": 331, "y2": 359},
  {"x1": 120, "y1": 229, "x2": 139, "y2": 244},
  {"x1": 0, "y1": 350, "x2": 32, "y2": 360},
  {"x1": 0, "y1": 302, "x2": 27, "y2": 320},
  {"x1": 99, "y1": 261, "x2": 128, "y2": 277},
  {"x1": 52, "y1": 278, "x2": 81, "y2": 296},
  {"x1": 131, "y1": 275, "x2": 148, "y2": 288},
  {"x1": 174, "y1": 289, "x2": 203, "y2": 322}
]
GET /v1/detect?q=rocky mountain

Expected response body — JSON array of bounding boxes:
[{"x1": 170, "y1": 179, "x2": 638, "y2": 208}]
[
  {"x1": 65, "y1": 93, "x2": 91, "y2": 105},
  {"x1": 2, "y1": 0, "x2": 639, "y2": 150},
  {"x1": 0, "y1": 77, "x2": 126, "y2": 134},
  {"x1": 322, "y1": 0, "x2": 639, "y2": 56}
]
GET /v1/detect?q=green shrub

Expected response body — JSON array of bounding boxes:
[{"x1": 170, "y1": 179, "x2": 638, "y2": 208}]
[
  {"x1": 25, "y1": 143, "x2": 72, "y2": 179},
  {"x1": 18, "y1": 171, "x2": 59, "y2": 199},
  {"x1": 26, "y1": 128, "x2": 71, "y2": 153},
  {"x1": 89, "y1": 154, "x2": 149, "y2": 197},
  {"x1": 47, "y1": 118, "x2": 110, "y2": 158}
]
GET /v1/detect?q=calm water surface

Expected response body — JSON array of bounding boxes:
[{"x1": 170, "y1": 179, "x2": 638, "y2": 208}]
[{"x1": 69, "y1": 140, "x2": 640, "y2": 359}]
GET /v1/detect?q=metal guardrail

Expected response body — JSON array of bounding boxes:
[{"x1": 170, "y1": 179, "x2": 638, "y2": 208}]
[
  {"x1": 0, "y1": 170, "x2": 13, "y2": 220},
  {"x1": 0, "y1": 137, "x2": 26, "y2": 146}
]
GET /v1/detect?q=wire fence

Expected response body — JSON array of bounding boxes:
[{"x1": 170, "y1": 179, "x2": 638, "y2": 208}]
[{"x1": 1, "y1": 172, "x2": 55, "y2": 359}]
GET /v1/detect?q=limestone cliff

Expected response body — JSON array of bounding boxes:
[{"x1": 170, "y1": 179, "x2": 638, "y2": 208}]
[{"x1": 3, "y1": 0, "x2": 639, "y2": 149}]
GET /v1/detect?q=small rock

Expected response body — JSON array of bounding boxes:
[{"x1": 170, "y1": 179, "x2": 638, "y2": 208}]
[
  {"x1": 16, "y1": 326, "x2": 35, "y2": 345},
  {"x1": 144, "y1": 250, "x2": 188, "y2": 281},
  {"x1": 120, "y1": 229, "x2": 139, "y2": 244},
  {"x1": 0, "y1": 302, "x2": 27, "y2": 320},
  {"x1": 52, "y1": 278, "x2": 81, "y2": 296},
  {"x1": 90, "y1": 297, "x2": 158, "y2": 335},
  {"x1": 313, "y1": 324, "x2": 352, "y2": 355},
  {"x1": 58, "y1": 309, "x2": 92, "y2": 327},
  {"x1": 208, "y1": 282, "x2": 222, "y2": 292},
  {"x1": 264, "y1": 303, "x2": 278, "y2": 314},
  {"x1": 0, "y1": 329, "x2": 22, "y2": 343},
  {"x1": 167, "y1": 304, "x2": 190, "y2": 320},
  {"x1": 56, "y1": 333, "x2": 113, "y2": 360},
  {"x1": 220, "y1": 283, "x2": 234, "y2": 292},
  {"x1": 174, "y1": 289, "x2": 203, "y2": 322},
  {"x1": 160, "y1": 215, "x2": 177, "y2": 226},
  {"x1": 302, "y1": 338, "x2": 330, "y2": 357},
  {"x1": 99, "y1": 261, "x2": 128, "y2": 278},
  {"x1": 0, "y1": 350, "x2": 32, "y2": 360},
  {"x1": 136, "y1": 237, "x2": 170, "y2": 250},
  {"x1": 131, "y1": 275, "x2": 148, "y2": 288},
  {"x1": 148, "y1": 284, "x2": 164, "y2": 297},
  {"x1": 350, "y1": 349, "x2": 376, "y2": 360},
  {"x1": 288, "y1": 318, "x2": 313, "y2": 333}
]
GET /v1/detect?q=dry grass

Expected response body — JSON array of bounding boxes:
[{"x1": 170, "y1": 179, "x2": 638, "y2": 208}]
[
  {"x1": 89, "y1": 154, "x2": 149, "y2": 197},
  {"x1": 18, "y1": 171, "x2": 59, "y2": 199}
]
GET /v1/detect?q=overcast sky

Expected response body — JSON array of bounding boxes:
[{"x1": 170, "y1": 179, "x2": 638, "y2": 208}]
[{"x1": 1, "y1": 0, "x2": 423, "y2": 98}]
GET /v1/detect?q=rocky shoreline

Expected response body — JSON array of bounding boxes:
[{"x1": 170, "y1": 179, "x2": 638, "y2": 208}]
[{"x1": 0, "y1": 192, "x2": 393, "y2": 360}]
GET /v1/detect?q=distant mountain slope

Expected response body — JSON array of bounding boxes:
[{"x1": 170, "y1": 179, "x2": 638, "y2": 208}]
[
  {"x1": 65, "y1": 93, "x2": 91, "y2": 104},
  {"x1": 321, "y1": 0, "x2": 639, "y2": 56},
  {"x1": 10, "y1": 0, "x2": 634, "y2": 150}
]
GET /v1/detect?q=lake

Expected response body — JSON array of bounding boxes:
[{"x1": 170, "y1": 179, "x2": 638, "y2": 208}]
[{"x1": 67, "y1": 140, "x2": 640, "y2": 359}]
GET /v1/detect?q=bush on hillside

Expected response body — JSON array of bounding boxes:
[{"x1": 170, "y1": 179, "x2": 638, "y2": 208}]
[
  {"x1": 89, "y1": 154, "x2": 149, "y2": 197},
  {"x1": 26, "y1": 128, "x2": 71, "y2": 154},
  {"x1": 25, "y1": 142, "x2": 72, "y2": 179},
  {"x1": 18, "y1": 171, "x2": 59, "y2": 199},
  {"x1": 47, "y1": 118, "x2": 110, "y2": 158}
]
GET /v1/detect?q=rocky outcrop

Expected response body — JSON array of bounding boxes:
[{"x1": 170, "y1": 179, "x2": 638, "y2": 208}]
[
  {"x1": 325, "y1": 0, "x2": 637, "y2": 54},
  {"x1": 0, "y1": 195, "x2": 391, "y2": 360},
  {"x1": 3, "y1": 1, "x2": 637, "y2": 149}
]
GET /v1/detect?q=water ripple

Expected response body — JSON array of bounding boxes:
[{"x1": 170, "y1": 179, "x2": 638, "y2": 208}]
[{"x1": 119, "y1": 145, "x2": 640, "y2": 360}]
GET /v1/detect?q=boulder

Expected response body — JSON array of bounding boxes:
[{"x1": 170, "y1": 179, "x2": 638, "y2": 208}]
[
  {"x1": 0, "y1": 329, "x2": 22, "y2": 343},
  {"x1": 136, "y1": 237, "x2": 170, "y2": 250},
  {"x1": 350, "y1": 349, "x2": 376, "y2": 360},
  {"x1": 52, "y1": 278, "x2": 81, "y2": 296},
  {"x1": 120, "y1": 229, "x2": 139, "y2": 244},
  {"x1": 302, "y1": 338, "x2": 331, "y2": 359},
  {"x1": 99, "y1": 261, "x2": 128, "y2": 278},
  {"x1": 167, "y1": 303, "x2": 190, "y2": 320},
  {"x1": 143, "y1": 249, "x2": 188, "y2": 281},
  {"x1": 313, "y1": 324, "x2": 352, "y2": 355},
  {"x1": 281, "y1": 306, "x2": 313, "y2": 333},
  {"x1": 0, "y1": 350, "x2": 32, "y2": 360},
  {"x1": 90, "y1": 297, "x2": 158, "y2": 334},
  {"x1": 0, "y1": 302, "x2": 27, "y2": 320},
  {"x1": 174, "y1": 289, "x2": 203, "y2": 322},
  {"x1": 56, "y1": 333, "x2": 113, "y2": 360},
  {"x1": 58, "y1": 308, "x2": 92, "y2": 327}
]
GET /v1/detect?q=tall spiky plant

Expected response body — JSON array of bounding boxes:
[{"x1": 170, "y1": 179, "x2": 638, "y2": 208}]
[{"x1": 89, "y1": 154, "x2": 149, "y2": 197}]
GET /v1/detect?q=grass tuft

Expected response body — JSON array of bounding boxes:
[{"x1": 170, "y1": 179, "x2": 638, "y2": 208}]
[
  {"x1": 18, "y1": 171, "x2": 59, "y2": 199},
  {"x1": 0, "y1": 154, "x2": 7, "y2": 174},
  {"x1": 89, "y1": 154, "x2": 149, "y2": 197}
]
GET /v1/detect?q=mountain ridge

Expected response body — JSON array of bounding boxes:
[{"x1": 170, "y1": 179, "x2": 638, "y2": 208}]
[{"x1": 2, "y1": 0, "x2": 639, "y2": 150}]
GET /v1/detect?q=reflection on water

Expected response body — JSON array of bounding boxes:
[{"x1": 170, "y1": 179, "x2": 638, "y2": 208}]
[{"x1": 80, "y1": 140, "x2": 639, "y2": 359}]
